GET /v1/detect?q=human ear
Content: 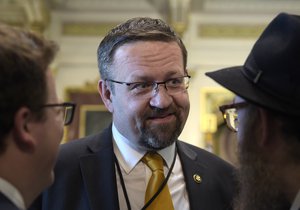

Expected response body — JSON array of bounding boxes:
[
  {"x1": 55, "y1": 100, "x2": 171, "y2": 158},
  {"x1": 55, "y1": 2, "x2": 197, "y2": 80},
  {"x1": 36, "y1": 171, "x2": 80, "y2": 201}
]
[
  {"x1": 12, "y1": 107, "x2": 36, "y2": 152},
  {"x1": 98, "y1": 79, "x2": 114, "y2": 113}
]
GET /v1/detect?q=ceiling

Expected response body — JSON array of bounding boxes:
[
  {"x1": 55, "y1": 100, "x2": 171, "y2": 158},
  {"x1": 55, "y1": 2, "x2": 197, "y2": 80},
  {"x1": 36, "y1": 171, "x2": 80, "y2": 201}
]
[{"x1": 0, "y1": 0, "x2": 299, "y2": 33}]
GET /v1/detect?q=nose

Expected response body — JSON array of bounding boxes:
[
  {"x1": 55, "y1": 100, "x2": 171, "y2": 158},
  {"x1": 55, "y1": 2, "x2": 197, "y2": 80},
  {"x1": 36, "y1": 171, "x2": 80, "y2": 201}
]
[{"x1": 149, "y1": 85, "x2": 172, "y2": 109}]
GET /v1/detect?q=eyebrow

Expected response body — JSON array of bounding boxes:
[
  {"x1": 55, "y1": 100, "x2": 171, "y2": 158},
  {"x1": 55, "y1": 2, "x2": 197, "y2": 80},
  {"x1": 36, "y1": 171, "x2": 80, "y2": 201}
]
[{"x1": 130, "y1": 72, "x2": 184, "y2": 82}]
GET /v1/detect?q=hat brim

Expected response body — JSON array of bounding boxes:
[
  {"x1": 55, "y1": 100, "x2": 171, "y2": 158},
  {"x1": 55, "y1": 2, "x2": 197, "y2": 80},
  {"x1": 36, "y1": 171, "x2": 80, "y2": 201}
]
[{"x1": 205, "y1": 66, "x2": 300, "y2": 116}]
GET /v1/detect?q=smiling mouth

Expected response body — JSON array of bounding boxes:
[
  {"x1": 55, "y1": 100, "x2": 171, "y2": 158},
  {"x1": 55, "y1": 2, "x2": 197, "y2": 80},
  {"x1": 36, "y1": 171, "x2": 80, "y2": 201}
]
[{"x1": 148, "y1": 113, "x2": 175, "y2": 123}]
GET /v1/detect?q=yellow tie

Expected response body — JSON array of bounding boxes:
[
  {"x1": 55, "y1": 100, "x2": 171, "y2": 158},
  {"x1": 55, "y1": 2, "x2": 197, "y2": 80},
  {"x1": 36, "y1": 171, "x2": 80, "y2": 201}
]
[{"x1": 142, "y1": 153, "x2": 174, "y2": 210}]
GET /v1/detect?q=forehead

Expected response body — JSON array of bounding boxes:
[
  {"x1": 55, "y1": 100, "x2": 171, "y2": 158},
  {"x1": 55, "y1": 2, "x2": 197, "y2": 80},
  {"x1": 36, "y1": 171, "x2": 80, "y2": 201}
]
[{"x1": 112, "y1": 41, "x2": 184, "y2": 79}]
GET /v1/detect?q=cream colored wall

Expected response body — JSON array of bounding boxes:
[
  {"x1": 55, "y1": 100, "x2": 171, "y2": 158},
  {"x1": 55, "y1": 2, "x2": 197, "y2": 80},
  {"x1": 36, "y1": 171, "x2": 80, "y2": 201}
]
[
  {"x1": 49, "y1": 8, "x2": 299, "y2": 149},
  {"x1": 49, "y1": 10, "x2": 163, "y2": 100},
  {"x1": 178, "y1": 13, "x2": 270, "y2": 148}
]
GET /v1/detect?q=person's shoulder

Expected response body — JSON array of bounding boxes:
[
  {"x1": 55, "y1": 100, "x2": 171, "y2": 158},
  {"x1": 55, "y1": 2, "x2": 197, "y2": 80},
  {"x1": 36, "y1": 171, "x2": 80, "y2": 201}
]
[
  {"x1": 177, "y1": 140, "x2": 213, "y2": 157},
  {"x1": 0, "y1": 193, "x2": 20, "y2": 210},
  {"x1": 61, "y1": 131, "x2": 102, "y2": 149},
  {"x1": 0, "y1": 203, "x2": 19, "y2": 210},
  {"x1": 177, "y1": 140, "x2": 235, "y2": 170},
  {"x1": 54, "y1": 127, "x2": 113, "y2": 173},
  {"x1": 58, "y1": 127, "x2": 112, "y2": 160},
  {"x1": 59, "y1": 132, "x2": 98, "y2": 155},
  {"x1": 61, "y1": 127, "x2": 112, "y2": 150}
]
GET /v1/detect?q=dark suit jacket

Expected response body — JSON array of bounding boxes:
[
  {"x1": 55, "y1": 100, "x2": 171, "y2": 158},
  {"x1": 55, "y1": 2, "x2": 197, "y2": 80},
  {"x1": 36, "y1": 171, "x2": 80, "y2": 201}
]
[
  {"x1": 0, "y1": 193, "x2": 20, "y2": 210},
  {"x1": 30, "y1": 126, "x2": 236, "y2": 210}
]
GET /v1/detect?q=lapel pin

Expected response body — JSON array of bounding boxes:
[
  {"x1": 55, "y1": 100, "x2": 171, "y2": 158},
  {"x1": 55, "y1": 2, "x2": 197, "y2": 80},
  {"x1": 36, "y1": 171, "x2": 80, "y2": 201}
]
[{"x1": 193, "y1": 174, "x2": 202, "y2": 184}]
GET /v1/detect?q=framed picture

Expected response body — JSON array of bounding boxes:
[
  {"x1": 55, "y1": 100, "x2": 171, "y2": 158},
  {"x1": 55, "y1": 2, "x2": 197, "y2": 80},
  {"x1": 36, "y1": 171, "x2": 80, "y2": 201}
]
[
  {"x1": 79, "y1": 105, "x2": 112, "y2": 138},
  {"x1": 200, "y1": 87, "x2": 238, "y2": 165},
  {"x1": 200, "y1": 87, "x2": 234, "y2": 132},
  {"x1": 63, "y1": 80, "x2": 109, "y2": 142}
]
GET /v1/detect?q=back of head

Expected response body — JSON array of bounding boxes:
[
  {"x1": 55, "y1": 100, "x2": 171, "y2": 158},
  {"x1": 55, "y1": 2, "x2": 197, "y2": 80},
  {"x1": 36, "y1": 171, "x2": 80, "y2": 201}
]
[
  {"x1": 0, "y1": 24, "x2": 58, "y2": 149},
  {"x1": 97, "y1": 17, "x2": 187, "y2": 79}
]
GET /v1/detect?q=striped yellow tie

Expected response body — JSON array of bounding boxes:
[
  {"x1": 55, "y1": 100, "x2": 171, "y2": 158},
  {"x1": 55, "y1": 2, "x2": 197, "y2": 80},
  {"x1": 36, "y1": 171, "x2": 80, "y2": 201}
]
[{"x1": 142, "y1": 153, "x2": 174, "y2": 210}]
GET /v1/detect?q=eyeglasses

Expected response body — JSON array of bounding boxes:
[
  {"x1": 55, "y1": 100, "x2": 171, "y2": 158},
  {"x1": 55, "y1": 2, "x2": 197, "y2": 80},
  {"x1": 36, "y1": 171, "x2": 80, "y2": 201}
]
[
  {"x1": 40, "y1": 102, "x2": 76, "y2": 126},
  {"x1": 105, "y1": 75, "x2": 191, "y2": 98},
  {"x1": 219, "y1": 101, "x2": 248, "y2": 132}
]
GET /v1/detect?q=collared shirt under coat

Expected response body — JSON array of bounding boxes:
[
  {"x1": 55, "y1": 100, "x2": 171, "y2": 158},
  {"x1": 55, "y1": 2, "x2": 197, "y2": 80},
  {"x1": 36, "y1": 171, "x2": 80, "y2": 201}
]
[{"x1": 112, "y1": 123, "x2": 190, "y2": 210}]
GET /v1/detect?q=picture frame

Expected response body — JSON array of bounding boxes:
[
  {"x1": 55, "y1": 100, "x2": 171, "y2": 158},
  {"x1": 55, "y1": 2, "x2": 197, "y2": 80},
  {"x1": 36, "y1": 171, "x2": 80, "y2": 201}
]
[
  {"x1": 79, "y1": 105, "x2": 112, "y2": 138},
  {"x1": 200, "y1": 87, "x2": 237, "y2": 165},
  {"x1": 63, "y1": 80, "x2": 109, "y2": 142}
]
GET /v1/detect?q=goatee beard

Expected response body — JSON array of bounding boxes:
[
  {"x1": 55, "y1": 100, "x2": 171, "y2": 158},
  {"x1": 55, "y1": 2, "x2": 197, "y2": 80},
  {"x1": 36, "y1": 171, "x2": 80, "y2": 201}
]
[
  {"x1": 139, "y1": 120, "x2": 180, "y2": 151},
  {"x1": 139, "y1": 107, "x2": 183, "y2": 150}
]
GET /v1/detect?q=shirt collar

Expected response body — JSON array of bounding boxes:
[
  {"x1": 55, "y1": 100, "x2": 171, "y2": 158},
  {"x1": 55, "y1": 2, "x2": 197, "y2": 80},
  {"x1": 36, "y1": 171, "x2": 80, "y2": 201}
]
[
  {"x1": 0, "y1": 177, "x2": 26, "y2": 210},
  {"x1": 112, "y1": 123, "x2": 176, "y2": 174}
]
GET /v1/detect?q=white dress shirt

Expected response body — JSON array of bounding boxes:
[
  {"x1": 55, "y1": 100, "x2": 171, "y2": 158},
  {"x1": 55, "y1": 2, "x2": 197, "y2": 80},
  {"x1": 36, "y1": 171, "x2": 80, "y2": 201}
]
[
  {"x1": 0, "y1": 177, "x2": 25, "y2": 210},
  {"x1": 112, "y1": 123, "x2": 190, "y2": 210},
  {"x1": 290, "y1": 189, "x2": 300, "y2": 210}
]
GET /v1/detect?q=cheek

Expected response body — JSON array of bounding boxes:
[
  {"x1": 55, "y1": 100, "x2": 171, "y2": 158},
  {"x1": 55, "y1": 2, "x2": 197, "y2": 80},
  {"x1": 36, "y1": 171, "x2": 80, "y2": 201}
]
[
  {"x1": 175, "y1": 94, "x2": 190, "y2": 112},
  {"x1": 237, "y1": 120, "x2": 246, "y2": 144},
  {"x1": 116, "y1": 95, "x2": 147, "y2": 116},
  {"x1": 117, "y1": 98, "x2": 150, "y2": 132},
  {"x1": 237, "y1": 112, "x2": 255, "y2": 146},
  {"x1": 44, "y1": 115, "x2": 64, "y2": 150},
  {"x1": 34, "y1": 124, "x2": 61, "y2": 183},
  {"x1": 44, "y1": 122, "x2": 63, "y2": 172}
]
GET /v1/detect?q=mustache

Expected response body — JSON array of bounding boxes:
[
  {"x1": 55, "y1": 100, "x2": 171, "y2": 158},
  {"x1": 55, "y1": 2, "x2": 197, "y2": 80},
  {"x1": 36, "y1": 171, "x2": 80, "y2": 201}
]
[{"x1": 146, "y1": 107, "x2": 177, "y2": 118}]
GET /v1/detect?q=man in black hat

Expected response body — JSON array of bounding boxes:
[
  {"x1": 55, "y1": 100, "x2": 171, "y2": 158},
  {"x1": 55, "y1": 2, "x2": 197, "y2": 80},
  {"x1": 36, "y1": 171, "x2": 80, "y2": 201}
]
[{"x1": 206, "y1": 12, "x2": 300, "y2": 210}]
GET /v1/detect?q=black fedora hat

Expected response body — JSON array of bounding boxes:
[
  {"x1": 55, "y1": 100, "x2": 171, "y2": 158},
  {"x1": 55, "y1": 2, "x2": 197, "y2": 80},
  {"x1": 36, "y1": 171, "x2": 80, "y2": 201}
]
[{"x1": 205, "y1": 12, "x2": 300, "y2": 117}]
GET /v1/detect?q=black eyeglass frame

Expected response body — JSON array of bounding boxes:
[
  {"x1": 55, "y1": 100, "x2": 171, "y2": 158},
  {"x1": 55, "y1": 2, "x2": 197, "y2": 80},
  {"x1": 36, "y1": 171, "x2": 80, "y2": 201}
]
[
  {"x1": 40, "y1": 102, "x2": 76, "y2": 126},
  {"x1": 219, "y1": 101, "x2": 248, "y2": 132},
  {"x1": 105, "y1": 75, "x2": 191, "y2": 94}
]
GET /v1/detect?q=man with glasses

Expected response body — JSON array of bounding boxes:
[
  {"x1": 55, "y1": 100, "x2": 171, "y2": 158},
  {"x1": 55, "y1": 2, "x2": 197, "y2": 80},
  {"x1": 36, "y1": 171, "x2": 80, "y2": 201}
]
[
  {"x1": 0, "y1": 24, "x2": 75, "y2": 210},
  {"x1": 206, "y1": 13, "x2": 300, "y2": 210},
  {"x1": 32, "y1": 17, "x2": 236, "y2": 210}
]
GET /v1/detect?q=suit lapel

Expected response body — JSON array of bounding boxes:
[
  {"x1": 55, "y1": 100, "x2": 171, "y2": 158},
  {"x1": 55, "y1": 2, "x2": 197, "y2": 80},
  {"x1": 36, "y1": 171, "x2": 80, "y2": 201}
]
[
  {"x1": 177, "y1": 141, "x2": 207, "y2": 210},
  {"x1": 79, "y1": 127, "x2": 120, "y2": 210},
  {"x1": 0, "y1": 192, "x2": 20, "y2": 210}
]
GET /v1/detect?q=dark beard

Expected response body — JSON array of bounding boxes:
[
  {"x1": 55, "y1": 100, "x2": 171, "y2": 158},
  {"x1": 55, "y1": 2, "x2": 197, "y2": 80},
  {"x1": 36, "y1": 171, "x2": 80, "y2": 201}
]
[
  {"x1": 234, "y1": 116, "x2": 291, "y2": 210},
  {"x1": 234, "y1": 152, "x2": 291, "y2": 210},
  {"x1": 138, "y1": 108, "x2": 183, "y2": 151}
]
